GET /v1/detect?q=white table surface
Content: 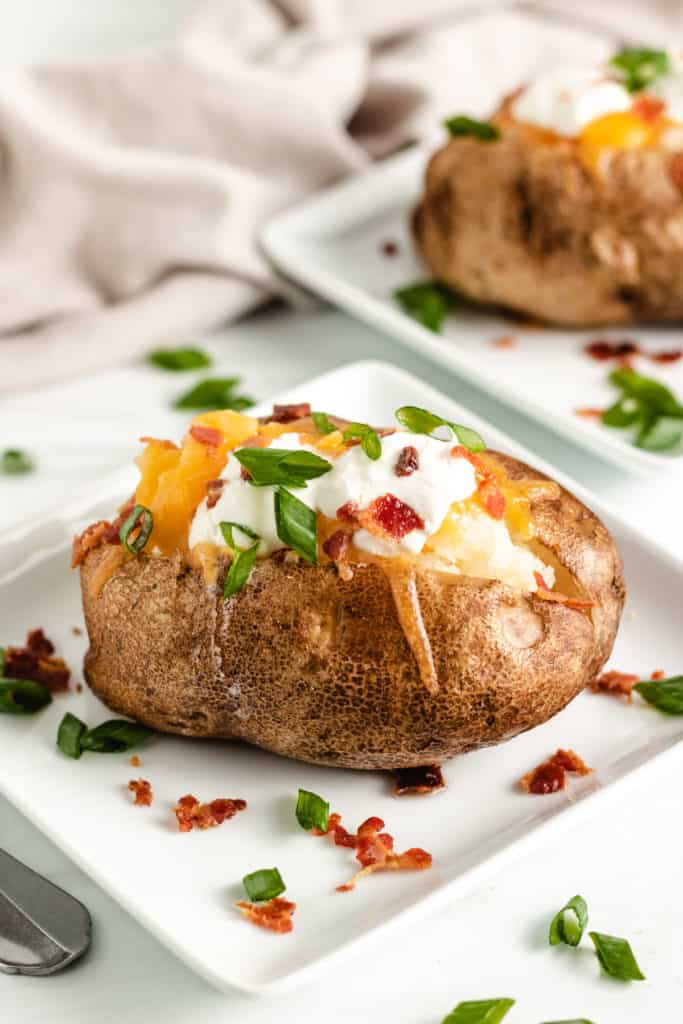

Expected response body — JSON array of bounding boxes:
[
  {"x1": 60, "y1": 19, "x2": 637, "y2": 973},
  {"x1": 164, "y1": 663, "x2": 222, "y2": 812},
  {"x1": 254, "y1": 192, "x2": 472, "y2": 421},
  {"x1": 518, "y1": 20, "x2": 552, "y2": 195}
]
[{"x1": 1, "y1": 4, "x2": 683, "y2": 1021}]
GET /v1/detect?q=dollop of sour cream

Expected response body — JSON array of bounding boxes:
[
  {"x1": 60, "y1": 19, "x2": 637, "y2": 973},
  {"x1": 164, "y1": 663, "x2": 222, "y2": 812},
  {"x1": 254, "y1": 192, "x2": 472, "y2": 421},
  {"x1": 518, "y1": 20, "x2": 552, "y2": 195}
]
[
  {"x1": 188, "y1": 429, "x2": 555, "y2": 591},
  {"x1": 511, "y1": 65, "x2": 631, "y2": 136}
]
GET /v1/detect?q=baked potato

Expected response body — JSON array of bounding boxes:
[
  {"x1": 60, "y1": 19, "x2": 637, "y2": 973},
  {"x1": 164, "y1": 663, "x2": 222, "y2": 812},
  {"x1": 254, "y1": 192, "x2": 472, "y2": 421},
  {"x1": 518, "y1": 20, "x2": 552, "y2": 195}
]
[
  {"x1": 413, "y1": 53, "x2": 683, "y2": 326},
  {"x1": 75, "y1": 405, "x2": 624, "y2": 770}
]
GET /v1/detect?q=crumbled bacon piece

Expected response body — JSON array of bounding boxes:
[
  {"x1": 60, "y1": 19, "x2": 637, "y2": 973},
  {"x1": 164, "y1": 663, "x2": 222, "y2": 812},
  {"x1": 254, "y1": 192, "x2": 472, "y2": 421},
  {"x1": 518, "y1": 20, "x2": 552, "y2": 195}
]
[
  {"x1": 206, "y1": 478, "x2": 225, "y2": 509},
  {"x1": 520, "y1": 748, "x2": 592, "y2": 794},
  {"x1": 395, "y1": 445, "x2": 420, "y2": 477},
  {"x1": 139, "y1": 436, "x2": 178, "y2": 450},
  {"x1": 128, "y1": 779, "x2": 153, "y2": 807},
  {"x1": 236, "y1": 897, "x2": 296, "y2": 933},
  {"x1": 381, "y1": 240, "x2": 399, "y2": 257},
  {"x1": 394, "y1": 764, "x2": 445, "y2": 796},
  {"x1": 481, "y1": 485, "x2": 506, "y2": 519},
  {"x1": 322, "y1": 529, "x2": 352, "y2": 562},
  {"x1": 71, "y1": 626, "x2": 83, "y2": 636},
  {"x1": 588, "y1": 669, "x2": 640, "y2": 699},
  {"x1": 269, "y1": 403, "x2": 312, "y2": 424},
  {"x1": 71, "y1": 496, "x2": 136, "y2": 567},
  {"x1": 452, "y1": 446, "x2": 507, "y2": 520},
  {"x1": 4, "y1": 629, "x2": 71, "y2": 693},
  {"x1": 632, "y1": 95, "x2": 665, "y2": 122},
  {"x1": 575, "y1": 407, "x2": 605, "y2": 419},
  {"x1": 336, "y1": 501, "x2": 359, "y2": 523},
  {"x1": 130, "y1": 755, "x2": 141, "y2": 767},
  {"x1": 173, "y1": 793, "x2": 246, "y2": 832},
  {"x1": 651, "y1": 349, "x2": 682, "y2": 364},
  {"x1": 358, "y1": 493, "x2": 424, "y2": 541},
  {"x1": 491, "y1": 334, "x2": 516, "y2": 349},
  {"x1": 651, "y1": 669, "x2": 665, "y2": 680},
  {"x1": 585, "y1": 339, "x2": 638, "y2": 361},
  {"x1": 533, "y1": 572, "x2": 594, "y2": 610},
  {"x1": 313, "y1": 811, "x2": 432, "y2": 891},
  {"x1": 189, "y1": 424, "x2": 223, "y2": 448}
]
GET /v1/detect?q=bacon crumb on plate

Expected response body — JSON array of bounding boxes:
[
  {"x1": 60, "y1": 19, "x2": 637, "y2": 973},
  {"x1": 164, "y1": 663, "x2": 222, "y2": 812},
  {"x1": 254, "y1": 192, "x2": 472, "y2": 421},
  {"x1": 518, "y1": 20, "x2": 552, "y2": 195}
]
[
  {"x1": 491, "y1": 334, "x2": 516, "y2": 349},
  {"x1": 588, "y1": 669, "x2": 640, "y2": 700},
  {"x1": 71, "y1": 626, "x2": 83, "y2": 636},
  {"x1": 4, "y1": 629, "x2": 71, "y2": 693},
  {"x1": 128, "y1": 779, "x2": 153, "y2": 807},
  {"x1": 130, "y1": 754, "x2": 141, "y2": 767},
  {"x1": 394, "y1": 764, "x2": 445, "y2": 796},
  {"x1": 651, "y1": 669, "x2": 666, "y2": 680},
  {"x1": 313, "y1": 811, "x2": 432, "y2": 891},
  {"x1": 520, "y1": 748, "x2": 592, "y2": 795},
  {"x1": 173, "y1": 793, "x2": 247, "y2": 832},
  {"x1": 575, "y1": 407, "x2": 605, "y2": 419},
  {"x1": 236, "y1": 898, "x2": 296, "y2": 934}
]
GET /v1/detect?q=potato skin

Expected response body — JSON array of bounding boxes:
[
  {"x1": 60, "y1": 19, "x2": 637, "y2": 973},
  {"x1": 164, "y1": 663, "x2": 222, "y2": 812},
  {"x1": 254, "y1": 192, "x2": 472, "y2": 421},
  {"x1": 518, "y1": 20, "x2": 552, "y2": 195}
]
[
  {"x1": 413, "y1": 124, "x2": 683, "y2": 325},
  {"x1": 80, "y1": 453, "x2": 625, "y2": 770}
]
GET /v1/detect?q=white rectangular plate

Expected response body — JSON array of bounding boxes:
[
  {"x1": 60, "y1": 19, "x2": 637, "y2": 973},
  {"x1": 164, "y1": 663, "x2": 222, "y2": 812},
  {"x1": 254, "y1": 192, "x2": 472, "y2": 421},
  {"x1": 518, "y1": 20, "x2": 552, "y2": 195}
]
[
  {"x1": 1, "y1": 360, "x2": 682, "y2": 995},
  {"x1": 262, "y1": 145, "x2": 683, "y2": 474}
]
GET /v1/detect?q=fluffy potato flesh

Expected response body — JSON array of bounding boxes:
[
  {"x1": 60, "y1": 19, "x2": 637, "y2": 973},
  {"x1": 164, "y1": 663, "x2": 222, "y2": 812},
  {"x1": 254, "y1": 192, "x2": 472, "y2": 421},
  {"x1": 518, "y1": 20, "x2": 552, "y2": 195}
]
[
  {"x1": 80, "y1": 452, "x2": 625, "y2": 770},
  {"x1": 413, "y1": 119, "x2": 683, "y2": 326}
]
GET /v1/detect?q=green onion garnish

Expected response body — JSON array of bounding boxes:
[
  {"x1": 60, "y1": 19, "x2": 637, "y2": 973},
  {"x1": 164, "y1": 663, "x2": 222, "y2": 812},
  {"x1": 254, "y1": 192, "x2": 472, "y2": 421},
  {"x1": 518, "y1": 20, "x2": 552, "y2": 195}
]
[
  {"x1": 274, "y1": 487, "x2": 318, "y2": 564},
  {"x1": 235, "y1": 447, "x2": 332, "y2": 489},
  {"x1": 549, "y1": 895, "x2": 588, "y2": 947},
  {"x1": 57, "y1": 714, "x2": 153, "y2": 758},
  {"x1": 610, "y1": 48, "x2": 669, "y2": 93},
  {"x1": 0, "y1": 679, "x2": 52, "y2": 715},
  {"x1": 119, "y1": 504, "x2": 154, "y2": 554},
  {"x1": 394, "y1": 280, "x2": 459, "y2": 333},
  {"x1": 444, "y1": 115, "x2": 500, "y2": 141},
  {"x1": 295, "y1": 789, "x2": 329, "y2": 832},
  {"x1": 635, "y1": 675, "x2": 683, "y2": 713},
  {"x1": 342, "y1": 422, "x2": 381, "y2": 461},
  {"x1": 2, "y1": 449, "x2": 35, "y2": 475},
  {"x1": 601, "y1": 367, "x2": 683, "y2": 453},
  {"x1": 589, "y1": 931, "x2": 645, "y2": 981},
  {"x1": 312, "y1": 411, "x2": 337, "y2": 435},
  {"x1": 220, "y1": 523, "x2": 261, "y2": 598},
  {"x1": 242, "y1": 867, "x2": 286, "y2": 903},
  {"x1": 148, "y1": 346, "x2": 212, "y2": 372},
  {"x1": 441, "y1": 998, "x2": 515, "y2": 1024},
  {"x1": 57, "y1": 712, "x2": 87, "y2": 758},
  {"x1": 174, "y1": 377, "x2": 254, "y2": 411},
  {"x1": 395, "y1": 406, "x2": 486, "y2": 452}
]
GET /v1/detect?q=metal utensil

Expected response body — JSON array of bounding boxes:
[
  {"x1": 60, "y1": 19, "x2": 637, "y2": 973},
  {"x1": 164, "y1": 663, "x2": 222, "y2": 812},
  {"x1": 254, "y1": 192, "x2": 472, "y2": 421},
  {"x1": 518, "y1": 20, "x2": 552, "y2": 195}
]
[{"x1": 0, "y1": 847, "x2": 91, "y2": 975}]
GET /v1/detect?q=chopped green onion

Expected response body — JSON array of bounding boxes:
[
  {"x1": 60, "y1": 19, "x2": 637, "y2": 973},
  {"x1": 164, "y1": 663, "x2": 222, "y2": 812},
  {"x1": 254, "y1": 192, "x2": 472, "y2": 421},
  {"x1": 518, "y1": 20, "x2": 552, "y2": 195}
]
[
  {"x1": 312, "y1": 411, "x2": 337, "y2": 435},
  {"x1": 441, "y1": 998, "x2": 515, "y2": 1024},
  {"x1": 602, "y1": 367, "x2": 683, "y2": 453},
  {"x1": 589, "y1": 931, "x2": 645, "y2": 981},
  {"x1": 119, "y1": 504, "x2": 153, "y2": 554},
  {"x1": 2, "y1": 449, "x2": 35, "y2": 475},
  {"x1": 342, "y1": 422, "x2": 382, "y2": 461},
  {"x1": 148, "y1": 346, "x2": 212, "y2": 372},
  {"x1": 79, "y1": 719, "x2": 153, "y2": 753},
  {"x1": 0, "y1": 679, "x2": 52, "y2": 715},
  {"x1": 219, "y1": 521, "x2": 260, "y2": 548},
  {"x1": 235, "y1": 447, "x2": 332, "y2": 489},
  {"x1": 295, "y1": 789, "x2": 329, "y2": 832},
  {"x1": 174, "y1": 377, "x2": 254, "y2": 411},
  {"x1": 601, "y1": 398, "x2": 642, "y2": 428},
  {"x1": 549, "y1": 895, "x2": 588, "y2": 947},
  {"x1": 635, "y1": 675, "x2": 683, "y2": 714},
  {"x1": 223, "y1": 542, "x2": 260, "y2": 598},
  {"x1": 57, "y1": 712, "x2": 87, "y2": 758},
  {"x1": 609, "y1": 368, "x2": 683, "y2": 417},
  {"x1": 610, "y1": 48, "x2": 669, "y2": 93},
  {"x1": 242, "y1": 867, "x2": 286, "y2": 902},
  {"x1": 444, "y1": 115, "x2": 500, "y2": 141},
  {"x1": 394, "y1": 280, "x2": 459, "y2": 333},
  {"x1": 635, "y1": 416, "x2": 683, "y2": 452},
  {"x1": 395, "y1": 405, "x2": 486, "y2": 452},
  {"x1": 274, "y1": 487, "x2": 318, "y2": 564}
]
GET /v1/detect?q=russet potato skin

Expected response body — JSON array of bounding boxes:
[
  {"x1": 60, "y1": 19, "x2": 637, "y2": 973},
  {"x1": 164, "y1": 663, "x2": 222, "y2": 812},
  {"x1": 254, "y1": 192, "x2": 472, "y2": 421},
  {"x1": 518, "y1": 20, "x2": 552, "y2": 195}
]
[
  {"x1": 413, "y1": 125, "x2": 683, "y2": 326},
  {"x1": 80, "y1": 453, "x2": 625, "y2": 770}
]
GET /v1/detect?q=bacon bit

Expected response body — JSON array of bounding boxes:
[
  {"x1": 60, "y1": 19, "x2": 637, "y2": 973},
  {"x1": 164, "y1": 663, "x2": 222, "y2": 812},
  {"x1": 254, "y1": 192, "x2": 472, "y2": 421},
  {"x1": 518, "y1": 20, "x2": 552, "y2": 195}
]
[
  {"x1": 128, "y1": 779, "x2": 153, "y2": 807},
  {"x1": 380, "y1": 240, "x2": 399, "y2": 257},
  {"x1": 270, "y1": 403, "x2": 312, "y2": 424},
  {"x1": 452, "y1": 446, "x2": 506, "y2": 520},
  {"x1": 4, "y1": 629, "x2": 71, "y2": 693},
  {"x1": 129, "y1": 755, "x2": 141, "y2": 767},
  {"x1": 651, "y1": 669, "x2": 666, "y2": 680},
  {"x1": 651, "y1": 349, "x2": 683, "y2": 364},
  {"x1": 236, "y1": 897, "x2": 296, "y2": 934},
  {"x1": 481, "y1": 485, "x2": 506, "y2": 519},
  {"x1": 71, "y1": 496, "x2": 136, "y2": 567},
  {"x1": 336, "y1": 500, "x2": 359, "y2": 523},
  {"x1": 313, "y1": 811, "x2": 432, "y2": 892},
  {"x1": 206, "y1": 478, "x2": 225, "y2": 509},
  {"x1": 584, "y1": 338, "x2": 682, "y2": 365},
  {"x1": 173, "y1": 793, "x2": 247, "y2": 832},
  {"x1": 358, "y1": 493, "x2": 424, "y2": 541},
  {"x1": 588, "y1": 669, "x2": 640, "y2": 700},
  {"x1": 139, "y1": 436, "x2": 178, "y2": 450},
  {"x1": 71, "y1": 626, "x2": 83, "y2": 637},
  {"x1": 632, "y1": 95, "x2": 666, "y2": 122},
  {"x1": 533, "y1": 571, "x2": 594, "y2": 610},
  {"x1": 575, "y1": 407, "x2": 605, "y2": 419},
  {"x1": 520, "y1": 748, "x2": 592, "y2": 794},
  {"x1": 491, "y1": 334, "x2": 517, "y2": 349},
  {"x1": 322, "y1": 529, "x2": 352, "y2": 562},
  {"x1": 395, "y1": 445, "x2": 420, "y2": 477},
  {"x1": 394, "y1": 764, "x2": 445, "y2": 796},
  {"x1": 76, "y1": 683, "x2": 83, "y2": 693},
  {"x1": 189, "y1": 424, "x2": 223, "y2": 448}
]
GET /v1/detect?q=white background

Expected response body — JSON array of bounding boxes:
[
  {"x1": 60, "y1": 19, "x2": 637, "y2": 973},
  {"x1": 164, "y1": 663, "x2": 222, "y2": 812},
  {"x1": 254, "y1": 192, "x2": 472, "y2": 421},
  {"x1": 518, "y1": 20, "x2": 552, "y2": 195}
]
[{"x1": 1, "y1": 5, "x2": 683, "y2": 1023}]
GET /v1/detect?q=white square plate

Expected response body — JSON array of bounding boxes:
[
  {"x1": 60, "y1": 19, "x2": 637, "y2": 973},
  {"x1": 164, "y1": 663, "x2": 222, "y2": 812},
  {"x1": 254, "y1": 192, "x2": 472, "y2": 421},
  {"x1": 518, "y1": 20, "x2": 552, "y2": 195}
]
[
  {"x1": 1, "y1": 360, "x2": 682, "y2": 995},
  {"x1": 261, "y1": 145, "x2": 683, "y2": 474}
]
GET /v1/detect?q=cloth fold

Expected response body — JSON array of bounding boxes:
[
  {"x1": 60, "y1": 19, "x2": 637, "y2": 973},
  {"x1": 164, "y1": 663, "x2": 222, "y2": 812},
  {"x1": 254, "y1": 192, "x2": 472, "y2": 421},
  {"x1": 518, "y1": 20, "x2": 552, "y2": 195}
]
[{"x1": 0, "y1": 0, "x2": 679, "y2": 391}]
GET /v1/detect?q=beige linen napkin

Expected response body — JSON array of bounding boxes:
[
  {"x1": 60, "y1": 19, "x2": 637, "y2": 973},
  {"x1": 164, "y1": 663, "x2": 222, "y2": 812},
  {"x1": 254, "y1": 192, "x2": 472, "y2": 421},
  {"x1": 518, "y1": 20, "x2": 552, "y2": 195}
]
[{"x1": 0, "y1": 0, "x2": 678, "y2": 391}]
